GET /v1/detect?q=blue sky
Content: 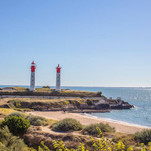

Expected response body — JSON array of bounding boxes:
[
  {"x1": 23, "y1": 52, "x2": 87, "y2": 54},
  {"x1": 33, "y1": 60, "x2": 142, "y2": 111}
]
[{"x1": 0, "y1": 0, "x2": 151, "y2": 87}]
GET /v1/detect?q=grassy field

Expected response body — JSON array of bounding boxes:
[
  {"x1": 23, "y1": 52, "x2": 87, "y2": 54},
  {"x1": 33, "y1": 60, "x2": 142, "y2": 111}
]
[{"x1": 0, "y1": 87, "x2": 103, "y2": 97}]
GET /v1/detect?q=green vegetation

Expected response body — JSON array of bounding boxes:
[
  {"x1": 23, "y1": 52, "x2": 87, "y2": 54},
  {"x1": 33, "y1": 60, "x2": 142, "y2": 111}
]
[
  {"x1": 8, "y1": 99, "x2": 21, "y2": 108},
  {"x1": 82, "y1": 123, "x2": 115, "y2": 136},
  {"x1": 1, "y1": 115, "x2": 30, "y2": 135},
  {"x1": 5, "y1": 112, "x2": 26, "y2": 119},
  {"x1": 51, "y1": 118, "x2": 83, "y2": 132},
  {"x1": 134, "y1": 129, "x2": 151, "y2": 145},
  {"x1": 6, "y1": 98, "x2": 90, "y2": 111},
  {"x1": 26, "y1": 129, "x2": 151, "y2": 151},
  {"x1": 0, "y1": 109, "x2": 150, "y2": 150},
  {"x1": 112, "y1": 133, "x2": 136, "y2": 149},
  {"x1": 26, "y1": 115, "x2": 47, "y2": 126},
  {"x1": 0, "y1": 126, "x2": 26, "y2": 151},
  {"x1": 0, "y1": 87, "x2": 103, "y2": 97}
]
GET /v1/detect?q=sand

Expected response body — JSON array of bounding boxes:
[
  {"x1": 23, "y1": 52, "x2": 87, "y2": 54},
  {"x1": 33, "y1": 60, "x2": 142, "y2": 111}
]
[{"x1": 28, "y1": 111, "x2": 150, "y2": 134}]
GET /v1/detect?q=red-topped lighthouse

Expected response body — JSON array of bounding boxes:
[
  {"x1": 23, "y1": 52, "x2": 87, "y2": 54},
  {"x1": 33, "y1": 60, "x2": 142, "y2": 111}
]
[
  {"x1": 30, "y1": 61, "x2": 36, "y2": 91},
  {"x1": 56, "y1": 64, "x2": 61, "y2": 91}
]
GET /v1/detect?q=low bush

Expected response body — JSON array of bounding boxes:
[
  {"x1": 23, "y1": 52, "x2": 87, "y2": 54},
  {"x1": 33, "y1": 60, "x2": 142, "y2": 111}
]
[
  {"x1": 5, "y1": 112, "x2": 26, "y2": 119},
  {"x1": 1, "y1": 115, "x2": 30, "y2": 135},
  {"x1": 51, "y1": 118, "x2": 83, "y2": 132},
  {"x1": 26, "y1": 115, "x2": 47, "y2": 126},
  {"x1": 134, "y1": 129, "x2": 151, "y2": 144},
  {"x1": 0, "y1": 126, "x2": 26, "y2": 151},
  {"x1": 82, "y1": 123, "x2": 115, "y2": 136}
]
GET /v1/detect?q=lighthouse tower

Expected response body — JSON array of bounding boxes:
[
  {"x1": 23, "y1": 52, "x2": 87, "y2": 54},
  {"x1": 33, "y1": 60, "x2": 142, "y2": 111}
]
[
  {"x1": 30, "y1": 61, "x2": 36, "y2": 91},
  {"x1": 56, "y1": 64, "x2": 61, "y2": 91}
]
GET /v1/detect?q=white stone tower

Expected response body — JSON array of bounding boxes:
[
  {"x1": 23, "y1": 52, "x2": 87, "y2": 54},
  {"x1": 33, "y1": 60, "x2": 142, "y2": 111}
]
[
  {"x1": 30, "y1": 61, "x2": 36, "y2": 91},
  {"x1": 56, "y1": 64, "x2": 61, "y2": 91}
]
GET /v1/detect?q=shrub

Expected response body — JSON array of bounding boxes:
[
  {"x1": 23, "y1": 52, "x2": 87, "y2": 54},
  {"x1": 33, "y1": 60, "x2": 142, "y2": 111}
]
[
  {"x1": 1, "y1": 115, "x2": 30, "y2": 135},
  {"x1": 134, "y1": 129, "x2": 151, "y2": 144},
  {"x1": 0, "y1": 126, "x2": 26, "y2": 151},
  {"x1": 82, "y1": 123, "x2": 115, "y2": 136},
  {"x1": 51, "y1": 118, "x2": 83, "y2": 132},
  {"x1": 26, "y1": 115, "x2": 47, "y2": 126},
  {"x1": 5, "y1": 112, "x2": 26, "y2": 119}
]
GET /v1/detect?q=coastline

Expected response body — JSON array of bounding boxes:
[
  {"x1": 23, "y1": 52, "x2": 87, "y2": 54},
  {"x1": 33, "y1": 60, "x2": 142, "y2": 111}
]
[
  {"x1": 84, "y1": 113, "x2": 150, "y2": 129},
  {"x1": 28, "y1": 111, "x2": 150, "y2": 134}
]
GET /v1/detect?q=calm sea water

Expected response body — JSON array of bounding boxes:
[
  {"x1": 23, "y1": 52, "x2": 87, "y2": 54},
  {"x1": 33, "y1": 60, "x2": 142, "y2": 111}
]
[{"x1": 0, "y1": 85, "x2": 151, "y2": 127}]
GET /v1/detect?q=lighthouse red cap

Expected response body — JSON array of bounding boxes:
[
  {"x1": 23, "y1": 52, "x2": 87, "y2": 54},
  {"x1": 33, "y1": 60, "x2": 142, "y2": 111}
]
[
  {"x1": 32, "y1": 61, "x2": 35, "y2": 64},
  {"x1": 31, "y1": 61, "x2": 36, "y2": 72},
  {"x1": 56, "y1": 64, "x2": 61, "y2": 73}
]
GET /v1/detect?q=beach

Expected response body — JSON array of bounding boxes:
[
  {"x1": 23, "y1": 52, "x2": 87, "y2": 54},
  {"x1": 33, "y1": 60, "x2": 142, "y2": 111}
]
[{"x1": 28, "y1": 111, "x2": 149, "y2": 134}]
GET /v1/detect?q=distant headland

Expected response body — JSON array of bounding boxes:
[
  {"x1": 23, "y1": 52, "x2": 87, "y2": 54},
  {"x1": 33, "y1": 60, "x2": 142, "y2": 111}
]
[{"x1": 0, "y1": 86, "x2": 134, "y2": 113}]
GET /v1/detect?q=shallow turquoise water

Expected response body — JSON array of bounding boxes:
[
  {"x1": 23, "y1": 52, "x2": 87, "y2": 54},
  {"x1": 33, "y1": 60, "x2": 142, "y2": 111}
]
[{"x1": 0, "y1": 85, "x2": 151, "y2": 127}]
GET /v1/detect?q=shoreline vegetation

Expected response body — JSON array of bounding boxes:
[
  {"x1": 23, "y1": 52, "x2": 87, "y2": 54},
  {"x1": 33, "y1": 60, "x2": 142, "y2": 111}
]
[{"x1": 0, "y1": 87, "x2": 150, "y2": 150}]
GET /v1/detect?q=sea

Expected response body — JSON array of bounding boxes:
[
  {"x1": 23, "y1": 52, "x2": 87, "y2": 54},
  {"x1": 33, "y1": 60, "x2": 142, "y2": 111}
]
[{"x1": 0, "y1": 85, "x2": 151, "y2": 127}]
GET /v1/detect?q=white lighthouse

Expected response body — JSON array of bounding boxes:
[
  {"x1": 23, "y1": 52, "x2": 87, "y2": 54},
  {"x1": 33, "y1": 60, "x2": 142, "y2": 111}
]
[
  {"x1": 30, "y1": 61, "x2": 36, "y2": 91},
  {"x1": 56, "y1": 64, "x2": 61, "y2": 91}
]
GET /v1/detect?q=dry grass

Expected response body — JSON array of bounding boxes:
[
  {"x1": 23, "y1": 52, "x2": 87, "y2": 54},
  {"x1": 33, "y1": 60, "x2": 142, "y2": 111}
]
[
  {"x1": 35, "y1": 88, "x2": 51, "y2": 92},
  {"x1": 4, "y1": 97, "x2": 84, "y2": 103},
  {"x1": 46, "y1": 119, "x2": 58, "y2": 126},
  {"x1": 58, "y1": 90, "x2": 99, "y2": 96},
  {"x1": 0, "y1": 88, "x2": 101, "y2": 97},
  {"x1": 12, "y1": 87, "x2": 28, "y2": 91},
  {"x1": 0, "y1": 108, "x2": 18, "y2": 117}
]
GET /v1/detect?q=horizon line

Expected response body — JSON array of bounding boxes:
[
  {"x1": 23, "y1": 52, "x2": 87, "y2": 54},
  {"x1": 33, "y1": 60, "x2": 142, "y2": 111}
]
[{"x1": 0, "y1": 84, "x2": 151, "y2": 88}]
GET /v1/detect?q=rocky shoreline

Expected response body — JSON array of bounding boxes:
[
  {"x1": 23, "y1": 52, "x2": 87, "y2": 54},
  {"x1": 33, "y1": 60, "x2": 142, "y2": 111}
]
[
  {"x1": 0, "y1": 96, "x2": 134, "y2": 113},
  {"x1": 0, "y1": 88, "x2": 134, "y2": 113}
]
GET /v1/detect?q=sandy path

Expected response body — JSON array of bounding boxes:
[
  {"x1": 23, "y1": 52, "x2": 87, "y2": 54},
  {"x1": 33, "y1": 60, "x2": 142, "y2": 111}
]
[{"x1": 28, "y1": 111, "x2": 149, "y2": 134}]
